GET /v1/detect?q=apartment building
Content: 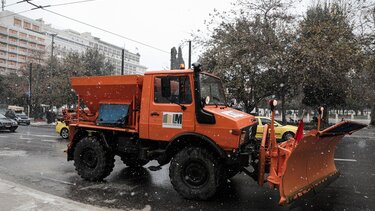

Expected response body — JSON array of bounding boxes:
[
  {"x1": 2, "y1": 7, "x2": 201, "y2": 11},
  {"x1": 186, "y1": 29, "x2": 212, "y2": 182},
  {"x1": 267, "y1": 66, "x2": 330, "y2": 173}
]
[{"x1": 0, "y1": 10, "x2": 147, "y2": 75}]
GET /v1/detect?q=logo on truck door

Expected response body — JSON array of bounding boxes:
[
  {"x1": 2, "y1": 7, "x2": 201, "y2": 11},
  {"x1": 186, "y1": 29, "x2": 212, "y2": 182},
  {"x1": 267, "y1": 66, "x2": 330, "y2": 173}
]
[{"x1": 162, "y1": 112, "x2": 183, "y2": 128}]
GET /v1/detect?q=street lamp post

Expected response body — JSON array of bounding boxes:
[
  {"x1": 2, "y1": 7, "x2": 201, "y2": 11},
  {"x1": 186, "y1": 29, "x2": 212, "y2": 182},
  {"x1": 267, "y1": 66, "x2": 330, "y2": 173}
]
[{"x1": 280, "y1": 83, "x2": 286, "y2": 124}]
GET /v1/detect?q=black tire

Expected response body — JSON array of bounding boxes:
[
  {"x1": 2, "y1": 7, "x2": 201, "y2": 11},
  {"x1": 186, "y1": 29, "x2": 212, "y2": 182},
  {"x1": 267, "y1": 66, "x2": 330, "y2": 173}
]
[
  {"x1": 169, "y1": 147, "x2": 223, "y2": 200},
  {"x1": 121, "y1": 156, "x2": 149, "y2": 167},
  {"x1": 282, "y1": 132, "x2": 295, "y2": 141},
  {"x1": 9, "y1": 127, "x2": 17, "y2": 132},
  {"x1": 60, "y1": 128, "x2": 69, "y2": 139},
  {"x1": 73, "y1": 136, "x2": 115, "y2": 181}
]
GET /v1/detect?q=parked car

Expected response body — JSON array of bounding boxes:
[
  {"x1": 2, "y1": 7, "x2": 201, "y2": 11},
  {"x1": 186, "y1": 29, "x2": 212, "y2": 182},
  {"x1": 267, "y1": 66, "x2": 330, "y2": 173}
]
[
  {"x1": 255, "y1": 116, "x2": 298, "y2": 141},
  {"x1": 5, "y1": 110, "x2": 31, "y2": 125},
  {"x1": 55, "y1": 121, "x2": 69, "y2": 139},
  {"x1": 0, "y1": 114, "x2": 18, "y2": 132}
]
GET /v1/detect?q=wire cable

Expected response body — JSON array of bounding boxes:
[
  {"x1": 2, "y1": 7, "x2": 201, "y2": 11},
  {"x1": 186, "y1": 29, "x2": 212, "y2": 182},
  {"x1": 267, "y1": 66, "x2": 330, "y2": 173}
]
[
  {"x1": 46, "y1": 0, "x2": 96, "y2": 8},
  {"x1": 42, "y1": 8, "x2": 169, "y2": 54}
]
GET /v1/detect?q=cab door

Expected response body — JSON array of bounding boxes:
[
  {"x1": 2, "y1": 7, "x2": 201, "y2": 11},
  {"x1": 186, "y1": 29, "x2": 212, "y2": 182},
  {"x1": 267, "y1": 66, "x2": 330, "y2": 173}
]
[{"x1": 148, "y1": 75, "x2": 195, "y2": 141}]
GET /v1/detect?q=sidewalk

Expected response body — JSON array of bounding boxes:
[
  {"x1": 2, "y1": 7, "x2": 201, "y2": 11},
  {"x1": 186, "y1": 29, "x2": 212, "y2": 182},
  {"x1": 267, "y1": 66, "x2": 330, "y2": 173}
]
[{"x1": 0, "y1": 178, "x2": 110, "y2": 211}]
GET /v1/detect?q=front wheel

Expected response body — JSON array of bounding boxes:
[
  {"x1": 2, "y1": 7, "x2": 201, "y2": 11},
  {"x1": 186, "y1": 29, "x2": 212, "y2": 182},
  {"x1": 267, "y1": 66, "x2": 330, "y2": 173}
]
[
  {"x1": 60, "y1": 128, "x2": 69, "y2": 139},
  {"x1": 169, "y1": 147, "x2": 223, "y2": 200},
  {"x1": 73, "y1": 136, "x2": 115, "y2": 181}
]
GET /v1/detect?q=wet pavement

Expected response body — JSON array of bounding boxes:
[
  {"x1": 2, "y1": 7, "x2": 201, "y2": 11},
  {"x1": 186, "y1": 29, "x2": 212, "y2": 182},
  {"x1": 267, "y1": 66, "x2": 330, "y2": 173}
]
[{"x1": 0, "y1": 125, "x2": 374, "y2": 210}]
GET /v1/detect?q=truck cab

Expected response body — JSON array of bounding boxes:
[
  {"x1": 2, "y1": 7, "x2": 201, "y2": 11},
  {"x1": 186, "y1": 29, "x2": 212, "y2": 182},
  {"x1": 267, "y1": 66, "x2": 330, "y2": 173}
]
[{"x1": 139, "y1": 66, "x2": 257, "y2": 151}]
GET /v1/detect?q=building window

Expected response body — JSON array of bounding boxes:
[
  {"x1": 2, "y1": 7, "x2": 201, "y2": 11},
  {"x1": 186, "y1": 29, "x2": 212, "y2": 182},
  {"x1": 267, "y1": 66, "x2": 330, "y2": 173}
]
[
  {"x1": 19, "y1": 32, "x2": 27, "y2": 38},
  {"x1": 32, "y1": 25, "x2": 40, "y2": 32},
  {"x1": 24, "y1": 22, "x2": 31, "y2": 29},
  {"x1": 14, "y1": 18, "x2": 22, "y2": 27}
]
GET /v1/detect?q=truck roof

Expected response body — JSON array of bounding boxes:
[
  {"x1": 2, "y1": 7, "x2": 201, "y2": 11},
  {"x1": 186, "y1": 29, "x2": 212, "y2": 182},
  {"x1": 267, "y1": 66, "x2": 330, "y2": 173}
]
[{"x1": 144, "y1": 69, "x2": 194, "y2": 75}]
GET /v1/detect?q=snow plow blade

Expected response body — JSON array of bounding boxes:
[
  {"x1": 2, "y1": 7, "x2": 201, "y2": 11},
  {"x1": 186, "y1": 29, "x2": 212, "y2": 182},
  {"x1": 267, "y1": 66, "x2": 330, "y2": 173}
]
[{"x1": 276, "y1": 121, "x2": 367, "y2": 205}]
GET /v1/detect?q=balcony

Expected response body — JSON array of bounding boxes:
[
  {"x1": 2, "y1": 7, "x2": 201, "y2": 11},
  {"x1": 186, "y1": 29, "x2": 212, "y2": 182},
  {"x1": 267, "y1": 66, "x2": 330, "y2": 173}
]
[
  {"x1": 0, "y1": 63, "x2": 7, "y2": 68},
  {"x1": 19, "y1": 35, "x2": 28, "y2": 41},
  {"x1": 0, "y1": 37, "x2": 7, "y2": 43},
  {"x1": 18, "y1": 50, "x2": 27, "y2": 56},
  {"x1": 0, "y1": 45, "x2": 6, "y2": 51},
  {"x1": 28, "y1": 39, "x2": 37, "y2": 44},
  {"x1": 8, "y1": 39, "x2": 18, "y2": 45},
  {"x1": 0, "y1": 30, "x2": 7, "y2": 36},
  {"x1": 8, "y1": 56, "x2": 17, "y2": 61},
  {"x1": 18, "y1": 57, "x2": 26, "y2": 62},
  {"x1": 8, "y1": 33, "x2": 18, "y2": 38},
  {"x1": 8, "y1": 47, "x2": 17, "y2": 53},
  {"x1": 0, "y1": 54, "x2": 6, "y2": 59},
  {"x1": 19, "y1": 42, "x2": 28, "y2": 48}
]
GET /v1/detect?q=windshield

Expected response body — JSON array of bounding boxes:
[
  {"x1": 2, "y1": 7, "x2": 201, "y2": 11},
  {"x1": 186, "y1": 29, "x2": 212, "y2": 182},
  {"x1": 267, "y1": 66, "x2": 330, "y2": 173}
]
[
  {"x1": 0, "y1": 114, "x2": 6, "y2": 119},
  {"x1": 200, "y1": 73, "x2": 226, "y2": 105}
]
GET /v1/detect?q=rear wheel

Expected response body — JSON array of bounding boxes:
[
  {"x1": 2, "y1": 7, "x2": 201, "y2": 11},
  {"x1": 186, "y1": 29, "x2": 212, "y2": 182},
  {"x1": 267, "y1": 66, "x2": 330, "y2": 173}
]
[
  {"x1": 60, "y1": 128, "x2": 69, "y2": 139},
  {"x1": 169, "y1": 147, "x2": 223, "y2": 200},
  {"x1": 73, "y1": 136, "x2": 115, "y2": 181}
]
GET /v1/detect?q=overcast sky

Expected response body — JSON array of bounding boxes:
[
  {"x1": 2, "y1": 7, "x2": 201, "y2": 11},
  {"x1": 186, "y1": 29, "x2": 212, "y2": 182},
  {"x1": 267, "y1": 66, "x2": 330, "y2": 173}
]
[{"x1": 4, "y1": 0, "x2": 311, "y2": 70}]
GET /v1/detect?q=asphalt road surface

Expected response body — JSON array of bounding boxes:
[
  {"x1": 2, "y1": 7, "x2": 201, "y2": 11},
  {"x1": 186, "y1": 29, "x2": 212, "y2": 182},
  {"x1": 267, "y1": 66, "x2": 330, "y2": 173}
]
[{"x1": 0, "y1": 125, "x2": 374, "y2": 210}]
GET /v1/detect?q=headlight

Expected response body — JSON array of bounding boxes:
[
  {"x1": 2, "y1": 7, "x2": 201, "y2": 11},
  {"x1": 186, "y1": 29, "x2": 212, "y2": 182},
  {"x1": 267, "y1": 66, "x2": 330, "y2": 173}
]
[{"x1": 11, "y1": 120, "x2": 17, "y2": 125}]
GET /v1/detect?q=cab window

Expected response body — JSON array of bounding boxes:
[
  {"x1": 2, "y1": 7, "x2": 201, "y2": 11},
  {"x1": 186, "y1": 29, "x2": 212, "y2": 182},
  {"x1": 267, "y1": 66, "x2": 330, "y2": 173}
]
[{"x1": 154, "y1": 76, "x2": 192, "y2": 104}]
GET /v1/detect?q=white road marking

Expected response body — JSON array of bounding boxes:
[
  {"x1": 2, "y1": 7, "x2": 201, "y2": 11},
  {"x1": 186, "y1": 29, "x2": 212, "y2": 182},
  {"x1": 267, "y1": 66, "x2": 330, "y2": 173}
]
[
  {"x1": 23, "y1": 134, "x2": 56, "y2": 138},
  {"x1": 33, "y1": 134, "x2": 57, "y2": 138},
  {"x1": 41, "y1": 176, "x2": 75, "y2": 185},
  {"x1": 19, "y1": 137, "x2": 33, "y2": 140},
  {"x1": 0, "y1": 150, "x2": 27, "y2": 156},
  {"x1": 334, "y1": 158, "x2": 357, "y2": 162},
  {"x1": 41, "y1": 139, "x2": 56, "y2": 143}
]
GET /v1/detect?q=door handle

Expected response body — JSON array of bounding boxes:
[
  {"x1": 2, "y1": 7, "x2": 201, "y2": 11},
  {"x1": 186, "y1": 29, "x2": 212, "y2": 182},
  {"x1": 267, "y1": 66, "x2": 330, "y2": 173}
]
[{"x1": 151, "y1": 111, "x2": 159, "y2": 116}]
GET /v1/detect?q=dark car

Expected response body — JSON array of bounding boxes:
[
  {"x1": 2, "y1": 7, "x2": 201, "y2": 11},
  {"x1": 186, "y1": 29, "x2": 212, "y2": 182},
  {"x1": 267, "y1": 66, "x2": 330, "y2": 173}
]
[
  {"x1": 5, "y1": 110, "x2": 31, "y2": 125},
  {"x1": 0, "y1": 114, "x2": 18, "y2": 132}
]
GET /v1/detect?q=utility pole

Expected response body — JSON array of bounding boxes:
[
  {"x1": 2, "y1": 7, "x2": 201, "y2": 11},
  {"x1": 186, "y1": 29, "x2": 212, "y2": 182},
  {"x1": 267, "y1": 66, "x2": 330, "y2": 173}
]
[
  {"x1": 48, "y1": 33, "x2": 57, "y2": 110},
  {"x1": 49, "y1": 33, "x2": 57, "y2": 77},
  {"x1": 188, "y1": 41, "x2": 191, "y2": 69},
  {"x1": 121, "y1": 49, "x2": 124, "y2": 75},
  {"x1": 28, "y1": 63, "x2": 32, "y2": 117},
  {"x1": 1, "y1": 0, "x2": 5, "y2": 11}
]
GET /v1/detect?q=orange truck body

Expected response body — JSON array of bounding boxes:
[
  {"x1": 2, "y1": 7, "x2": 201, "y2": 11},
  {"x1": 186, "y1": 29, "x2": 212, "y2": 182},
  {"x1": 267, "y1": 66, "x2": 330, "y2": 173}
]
[{"x1": 66, "y1": 63, "x2": 366, "y2": 205}]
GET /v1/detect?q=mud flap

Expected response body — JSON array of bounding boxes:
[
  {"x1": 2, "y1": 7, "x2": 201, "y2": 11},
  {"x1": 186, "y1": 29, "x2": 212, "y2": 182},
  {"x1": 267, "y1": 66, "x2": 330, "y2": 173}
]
[{"x1": 276, "y1": 121, "x2": 367, "y2": 205}]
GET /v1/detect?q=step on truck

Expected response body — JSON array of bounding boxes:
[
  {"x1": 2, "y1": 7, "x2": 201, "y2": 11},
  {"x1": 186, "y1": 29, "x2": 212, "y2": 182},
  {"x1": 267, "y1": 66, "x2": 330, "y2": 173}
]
[{"x1": 66, "y1": 62, "x2": 366, "y2": 205}]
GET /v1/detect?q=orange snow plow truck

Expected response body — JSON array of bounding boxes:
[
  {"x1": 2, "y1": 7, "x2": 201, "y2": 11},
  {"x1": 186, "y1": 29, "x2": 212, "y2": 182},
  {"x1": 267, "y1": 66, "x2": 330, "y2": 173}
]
[{"x1": 67, "y1": 63, "x2": 366, "y2": 205}]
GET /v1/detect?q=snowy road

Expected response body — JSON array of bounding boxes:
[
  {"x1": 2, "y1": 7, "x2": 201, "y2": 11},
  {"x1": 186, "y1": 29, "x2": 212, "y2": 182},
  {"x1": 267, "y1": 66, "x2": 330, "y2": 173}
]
[{"x1": 0, "y1": 125, "x2": 374, "y2": 210}]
